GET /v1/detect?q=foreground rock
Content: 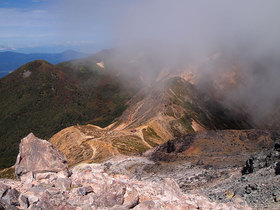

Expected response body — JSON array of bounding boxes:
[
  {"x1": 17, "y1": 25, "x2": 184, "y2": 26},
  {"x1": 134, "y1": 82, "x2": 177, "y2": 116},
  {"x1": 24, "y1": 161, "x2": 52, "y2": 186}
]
[
  {"x1": 0, "y1": 134, "x2": 251, "y2": 209},
  {"x1": 0, "y1": 163, "x2": 252, "y2": 209},
  {"x1": 14, "y1": 133, "x2": 69, "y2": 181}
]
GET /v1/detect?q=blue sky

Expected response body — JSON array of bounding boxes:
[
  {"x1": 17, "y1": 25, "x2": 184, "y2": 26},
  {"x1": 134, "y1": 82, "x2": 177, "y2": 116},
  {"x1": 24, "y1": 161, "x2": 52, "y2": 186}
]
[
  {"x1": 0, "y1": 0, "x2": 48, "y2": 9},
  {"x1": 1, "y1": 0, "x2": 280, "y2": 54},
  {"x1": 0, "y1": 0, "x2": 112, "y2": 53}
]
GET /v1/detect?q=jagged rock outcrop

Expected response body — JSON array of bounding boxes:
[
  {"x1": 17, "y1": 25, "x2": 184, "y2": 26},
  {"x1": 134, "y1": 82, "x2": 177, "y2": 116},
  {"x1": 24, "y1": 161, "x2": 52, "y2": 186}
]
[
  {"x1": 14, "y1": 133, "x2": 69, "y2": 181},
  {"x1": 242, "y1": 142, "x2": 280, "y2": 175},
  {"x1": 0, "y1": 133, "x2": 252, "y2": 209},
  {"x1": 203, "y1": 141, "x2": 280, "y2": 208},
  {"x1": 199, "y1": 141, "x2": 280, "y2": 208}
]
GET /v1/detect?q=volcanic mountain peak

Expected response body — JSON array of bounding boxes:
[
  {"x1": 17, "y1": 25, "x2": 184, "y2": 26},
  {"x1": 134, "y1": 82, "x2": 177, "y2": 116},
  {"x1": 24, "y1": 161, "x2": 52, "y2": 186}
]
[
  {"x1": 50, "y1": 74, "x2": 252, "y2": 167},
  {"x1": 6, "y1": 60, "x2": 58, "y2": 77}
]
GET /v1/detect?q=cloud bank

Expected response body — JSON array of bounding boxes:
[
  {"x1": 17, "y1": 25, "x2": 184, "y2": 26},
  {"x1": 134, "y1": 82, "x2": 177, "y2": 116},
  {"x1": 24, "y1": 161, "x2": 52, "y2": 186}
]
[{"x1": 60, "y1": 0, "x2": 280, "y2": 128}]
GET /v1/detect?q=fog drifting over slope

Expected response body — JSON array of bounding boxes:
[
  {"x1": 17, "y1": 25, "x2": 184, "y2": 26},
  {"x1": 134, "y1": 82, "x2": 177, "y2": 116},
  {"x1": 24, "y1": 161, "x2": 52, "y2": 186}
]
[{"x1": 59, "y1": 0, "x2": 280, "y2": 128}]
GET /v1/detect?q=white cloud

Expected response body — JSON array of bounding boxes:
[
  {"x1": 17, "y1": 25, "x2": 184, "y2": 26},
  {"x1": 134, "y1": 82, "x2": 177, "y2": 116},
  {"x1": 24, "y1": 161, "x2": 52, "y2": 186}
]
[{"x1": 0, "y1": 45, "x2": 16, "y2": 51}]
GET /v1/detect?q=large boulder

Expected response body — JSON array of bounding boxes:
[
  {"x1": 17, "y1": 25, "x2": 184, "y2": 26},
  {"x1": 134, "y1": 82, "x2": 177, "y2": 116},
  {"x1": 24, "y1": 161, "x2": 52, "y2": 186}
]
[{"x1": 14, "y1": 133, "x2": 68, "y2": 180}]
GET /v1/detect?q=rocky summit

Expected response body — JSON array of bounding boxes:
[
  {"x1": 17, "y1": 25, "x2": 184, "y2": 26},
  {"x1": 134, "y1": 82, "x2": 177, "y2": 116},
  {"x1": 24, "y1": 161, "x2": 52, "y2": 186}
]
[{"x1": 0, "y1": 133, "x2": 253, "y2": 209}]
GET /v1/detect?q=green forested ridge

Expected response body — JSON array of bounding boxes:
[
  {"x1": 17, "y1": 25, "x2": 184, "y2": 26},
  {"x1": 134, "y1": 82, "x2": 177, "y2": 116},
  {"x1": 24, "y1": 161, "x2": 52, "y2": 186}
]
[{"x1": 0, "y1": 59, "x2": 138, "y2": 169}]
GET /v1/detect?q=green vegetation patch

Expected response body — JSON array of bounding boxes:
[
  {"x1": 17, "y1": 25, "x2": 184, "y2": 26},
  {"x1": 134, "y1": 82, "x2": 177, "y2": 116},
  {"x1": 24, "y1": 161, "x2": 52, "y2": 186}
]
[
  {"x1": 0, "y1": 167, "x2": 16, "y2": 180},
  {"x1": 179, "y1": 113, "x2": 195, "y2": 133},
  {"x1": 112, "y1": 136, "x2": 150, "y2": 155},
  {"x1": 170, "y1": 124, "x2": 182, "y2": 138},
  {"x1": 142, "y1": 127, "x2": 160, "y2": 147}
]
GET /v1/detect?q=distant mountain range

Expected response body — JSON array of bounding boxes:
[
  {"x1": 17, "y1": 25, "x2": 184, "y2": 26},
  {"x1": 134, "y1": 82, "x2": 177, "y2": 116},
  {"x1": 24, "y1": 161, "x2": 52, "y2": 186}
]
[{"x1": 0, "y1": 50, "x2": 88, "y2": 78}]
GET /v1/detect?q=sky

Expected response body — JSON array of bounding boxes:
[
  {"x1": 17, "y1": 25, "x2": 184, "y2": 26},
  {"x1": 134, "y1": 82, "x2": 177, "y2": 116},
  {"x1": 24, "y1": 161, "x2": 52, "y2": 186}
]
[
  {"x1": 0, "y1": 0, "x2": 280, "y2": 54},
  {"x1": 0, "y1": 0, "x2": 113, "y2": 53}
]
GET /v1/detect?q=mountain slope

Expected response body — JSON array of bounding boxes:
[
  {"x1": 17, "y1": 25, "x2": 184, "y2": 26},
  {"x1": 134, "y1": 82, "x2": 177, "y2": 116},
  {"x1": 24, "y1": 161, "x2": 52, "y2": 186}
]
[
  {"x1": 0, "y1": 59, "x2": 136, "y2": 169},
  {"x1": 48, "y1": 52, "x2": 255, "y2": 167},
  {"x1": 2, "y1": 48, "x2": 279, "y2": 169},
  {"x1": 50, "y1": 76, "x2": 252, "y2": 167},
  {"x1": 0, "y1": 50, "x2": 88, "y2": 78}
]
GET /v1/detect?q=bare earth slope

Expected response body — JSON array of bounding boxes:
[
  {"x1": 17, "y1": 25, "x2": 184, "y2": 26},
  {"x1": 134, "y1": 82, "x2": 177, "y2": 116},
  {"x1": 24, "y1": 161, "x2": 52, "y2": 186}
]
[
  {"x1": 143, "y1": 129, "x2": 278, "y2": 167},
  {"x1": 50, "y1": 76, "x2": 252, "y2": 167}
]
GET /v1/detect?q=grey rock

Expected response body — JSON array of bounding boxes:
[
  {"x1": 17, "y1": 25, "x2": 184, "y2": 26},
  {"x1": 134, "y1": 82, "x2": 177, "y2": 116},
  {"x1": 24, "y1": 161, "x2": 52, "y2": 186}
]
[
  {"x1": 275, "y1": 162, "x2": 280, "y2": 175},
  {"x1": 272, "y1": 190, "x2": 278, "y2": 196},
  {"x1": 234, "y1": 188, "x2": 245, "y2": 197},
  {"x1": 91, "y1": 181, "x2": 126, "y2": 208},
  {"x1": 14, "y1": 133, "x2": 68, "y2": 180},
  {"x1": 0, "y1": 183, "x2": 10, "y2": 198},
  {"x1": 0, "y1": 200, "x2": 17, "y2": 210},
  {"x1": 133, "y1": 200, "x2": 159, "y2": 210},
  {"x1": 45, "y1": 188, "x2": 60, "y2": 196},
  {"x1": 79, "y1": 204, "x2": 94, "y2": 210},
  {"x1": 1, "y1": 188, "x2": 20, "y2": 206},
  {"x1": 274, "y1": 142, "x2": 280, "y2": 151},
  {"x1": 248, "y1": 183, "x2": 258, "y2": 191},
  {"x1": 19, "y1": 194, "x2": 29, "y2": 208},
  {"x1": 77, "y1": 187, "x2": 86, "y2": 196},
  {"x1": 197, "y1": 160, "x2": 204, "y2": 165},
  {"x1": 34, "y1": 197, "x2": 53, "y2": 209},
  {"x1": 245, "y1": 188, "x2": 251, "y2": 194},
  {"x1": 241, "y1": 176, "x2": 247, "y2": 182},
  {"x1": 0, "y1": 201, "x2": 4, "y2": 210},
  {"x1": 84, "y1": 186, "x2": 94, "y2": 194},
  {"x1": 55, "y1": 178, "x2": 71, "y2": 192}
]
